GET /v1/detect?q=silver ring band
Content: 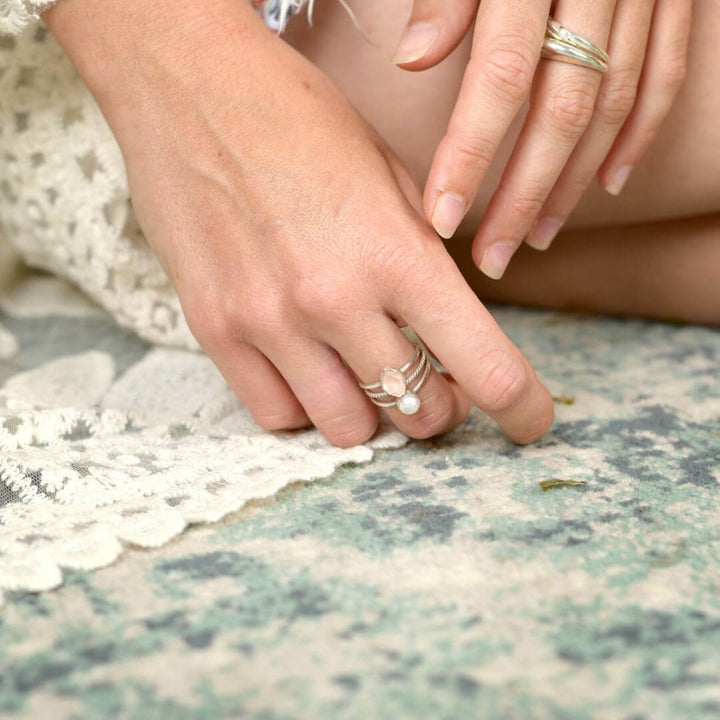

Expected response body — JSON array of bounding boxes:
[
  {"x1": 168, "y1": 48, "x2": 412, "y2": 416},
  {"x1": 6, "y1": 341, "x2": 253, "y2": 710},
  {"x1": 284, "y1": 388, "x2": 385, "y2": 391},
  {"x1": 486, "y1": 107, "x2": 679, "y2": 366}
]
[
  {"x1": 358, "y1": 344, "x2": 431, "y2": 415},
  {"x1": 546, "y1": 18, "x2": 609, "y2": 66},
  {"x1": 542, "y1": 17, "x2": 609, "y2": 74}
]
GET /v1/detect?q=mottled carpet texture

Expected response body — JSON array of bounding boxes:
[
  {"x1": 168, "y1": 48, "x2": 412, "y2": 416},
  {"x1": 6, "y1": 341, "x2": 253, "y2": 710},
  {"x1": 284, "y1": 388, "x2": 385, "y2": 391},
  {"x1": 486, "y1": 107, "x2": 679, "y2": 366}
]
[{"x1": 1, "y1": 276, "x2": 719, "y2": 719}]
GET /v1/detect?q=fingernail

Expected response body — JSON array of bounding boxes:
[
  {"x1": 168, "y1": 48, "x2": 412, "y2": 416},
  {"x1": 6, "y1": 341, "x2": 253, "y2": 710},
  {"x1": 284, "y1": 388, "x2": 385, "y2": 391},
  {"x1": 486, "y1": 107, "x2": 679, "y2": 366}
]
[
  {"x1": 526, "y1": 216, "x2": 562, "y2": 251},
  {"x1": 480, "y1": 242, "x2": 516, "y2": 280},
  {"x1": 432, "y1": 192, "x2": 466, "y2": 239},
  {"x1": 391, "y1": 22, "x2": 438, "y2": 64},
  {"x1": 604, "y1": 164, "x2": 633, "y2": 196}
]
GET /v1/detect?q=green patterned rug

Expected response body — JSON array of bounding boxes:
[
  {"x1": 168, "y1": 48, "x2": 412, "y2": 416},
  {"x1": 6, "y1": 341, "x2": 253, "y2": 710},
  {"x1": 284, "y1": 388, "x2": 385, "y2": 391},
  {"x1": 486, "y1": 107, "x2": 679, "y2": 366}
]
[{"x1": 1, "y1": 271, "x2": 719, "y2": 719}]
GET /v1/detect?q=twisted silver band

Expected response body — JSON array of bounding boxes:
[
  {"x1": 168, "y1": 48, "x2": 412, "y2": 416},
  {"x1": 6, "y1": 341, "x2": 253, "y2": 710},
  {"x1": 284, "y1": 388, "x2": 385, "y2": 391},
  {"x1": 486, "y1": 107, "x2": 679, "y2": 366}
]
[
  {"x1": 541, "y1": 17, "x2": 609, "y2": 74},
  {"x1": 358, "y1": 344, "x2": 431, "y2": 415}
]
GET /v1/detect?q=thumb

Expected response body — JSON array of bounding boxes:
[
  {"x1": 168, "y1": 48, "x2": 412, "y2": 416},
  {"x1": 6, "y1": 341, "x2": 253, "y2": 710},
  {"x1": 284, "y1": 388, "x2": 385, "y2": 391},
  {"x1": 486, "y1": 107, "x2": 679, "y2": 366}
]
[{"x1": 391, "y1": 0, "x2": 478, "y2": 69}]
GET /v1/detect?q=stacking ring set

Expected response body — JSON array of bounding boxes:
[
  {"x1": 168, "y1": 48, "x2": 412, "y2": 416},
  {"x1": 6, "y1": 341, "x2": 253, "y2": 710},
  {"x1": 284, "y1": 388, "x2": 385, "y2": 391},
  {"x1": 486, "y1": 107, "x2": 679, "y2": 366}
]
[
  {"x1": 357, "y1": 19, "x2": 608, "y2": 416},
  {"x1": 542, "y1": 17, "x2": 609, "y2": 74},
  {"x1": 359, "y1": 344, "x2": 431, "y2": 416}
]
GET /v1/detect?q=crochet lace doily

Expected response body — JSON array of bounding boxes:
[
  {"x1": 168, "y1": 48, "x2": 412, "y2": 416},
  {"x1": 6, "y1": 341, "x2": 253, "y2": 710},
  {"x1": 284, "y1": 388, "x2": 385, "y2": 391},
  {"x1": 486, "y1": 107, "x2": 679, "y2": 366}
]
[{"x1": 0, "y1": 258, "x2": 407, "y2": 602}]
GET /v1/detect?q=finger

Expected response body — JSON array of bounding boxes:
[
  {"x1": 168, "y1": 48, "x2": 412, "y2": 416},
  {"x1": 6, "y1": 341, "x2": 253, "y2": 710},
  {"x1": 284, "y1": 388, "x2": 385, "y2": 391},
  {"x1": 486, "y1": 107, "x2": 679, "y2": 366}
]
[
  {"x1": 423, "y1": 0, "x2": 551, "y2": 240},
  {"x1": 334, "y1": 321, "x2": 472, "y2": 442},
  {"x1": 598, "y1": 0, "x2": 691, "y2": 195},
  {"x1": 392, "y1": 0, "x2": 478, "y2": 68},
  {"x1": 471, "y1": 4, "x2": 615, "y2": 278},
  {"x1": 392, "y1": 243, "x2": 554, "y2": 444},
  {"x1": 527, "y1": 0, "x2": 656, "y2": 250},
  {"x1": 266, "y1": 337, "x2": 382, "y2": 448},
  {"x1": 206, "y1": 339, "x2": 311, "y2": 431},
  {"x1": 183, "y1": 289, "x2": 312, "y2": 430}
]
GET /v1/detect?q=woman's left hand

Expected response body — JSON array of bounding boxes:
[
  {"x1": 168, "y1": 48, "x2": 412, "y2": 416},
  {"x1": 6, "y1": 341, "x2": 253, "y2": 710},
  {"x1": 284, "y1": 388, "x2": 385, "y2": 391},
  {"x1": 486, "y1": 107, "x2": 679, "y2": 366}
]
[{"x1": 393, "y1": 0, "x2": 692, "y2": 278}]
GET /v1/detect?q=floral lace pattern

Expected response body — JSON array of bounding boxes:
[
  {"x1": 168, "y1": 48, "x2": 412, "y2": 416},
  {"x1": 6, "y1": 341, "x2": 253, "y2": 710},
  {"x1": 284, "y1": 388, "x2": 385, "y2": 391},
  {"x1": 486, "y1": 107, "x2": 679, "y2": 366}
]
[
  {"x1": 0, "y1": 28, "x2": 198, "y2": 348},
  {"x1": 0, "y1": 266, "x2": 407, "y2": 600},
  {"x1": 0, "y1": 0, "x2": 54, "y2": 34}
]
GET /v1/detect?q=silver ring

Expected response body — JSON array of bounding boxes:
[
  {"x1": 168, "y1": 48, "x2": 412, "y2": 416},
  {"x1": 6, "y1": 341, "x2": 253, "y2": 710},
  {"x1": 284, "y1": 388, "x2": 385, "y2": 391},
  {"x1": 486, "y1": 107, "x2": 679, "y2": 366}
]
[
  {"x1": 358, "y1": 344, "x2": 431, "y2": 415},
  {"x1": 542, "y1": 17, "x2": 609, "y2": 73}
]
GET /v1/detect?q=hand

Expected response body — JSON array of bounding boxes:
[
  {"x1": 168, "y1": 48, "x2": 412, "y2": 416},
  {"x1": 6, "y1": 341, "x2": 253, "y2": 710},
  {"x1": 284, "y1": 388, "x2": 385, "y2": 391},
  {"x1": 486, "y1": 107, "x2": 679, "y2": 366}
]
[
  {"x1": 45, "y1": 0, "x2": 554, "y2": 447},
  {"x1": 394, "y1": 0, "x2": 692, "y2": 278}
]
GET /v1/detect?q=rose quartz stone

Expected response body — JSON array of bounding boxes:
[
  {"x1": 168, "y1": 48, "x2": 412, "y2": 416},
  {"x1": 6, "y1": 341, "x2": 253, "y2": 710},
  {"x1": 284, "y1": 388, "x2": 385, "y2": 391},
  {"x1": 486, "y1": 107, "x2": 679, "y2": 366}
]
[{"x1": 380, "y1": 367, "x2": 406, "y2": 398}]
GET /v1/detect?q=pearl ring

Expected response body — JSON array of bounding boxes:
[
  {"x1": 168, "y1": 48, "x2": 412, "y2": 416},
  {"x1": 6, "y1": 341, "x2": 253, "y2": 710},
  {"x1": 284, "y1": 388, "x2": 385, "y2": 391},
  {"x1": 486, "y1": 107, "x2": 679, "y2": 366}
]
[{"x1": 358, "y1": 344, "x2": 431, "y2": 415}]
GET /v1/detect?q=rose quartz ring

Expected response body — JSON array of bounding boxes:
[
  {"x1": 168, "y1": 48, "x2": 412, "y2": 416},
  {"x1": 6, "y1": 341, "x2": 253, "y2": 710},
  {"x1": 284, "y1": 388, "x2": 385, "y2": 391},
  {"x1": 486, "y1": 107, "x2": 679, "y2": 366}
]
[{"x1": 358, "y1": 344, "x2": 431, "y2": 415}]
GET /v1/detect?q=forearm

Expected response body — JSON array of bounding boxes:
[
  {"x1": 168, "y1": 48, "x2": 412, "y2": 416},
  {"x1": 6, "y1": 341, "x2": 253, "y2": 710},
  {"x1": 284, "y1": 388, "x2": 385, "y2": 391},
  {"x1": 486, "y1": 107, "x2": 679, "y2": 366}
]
[{"x1": 43, "y1": 0, "x2": 273, "y2": 129}]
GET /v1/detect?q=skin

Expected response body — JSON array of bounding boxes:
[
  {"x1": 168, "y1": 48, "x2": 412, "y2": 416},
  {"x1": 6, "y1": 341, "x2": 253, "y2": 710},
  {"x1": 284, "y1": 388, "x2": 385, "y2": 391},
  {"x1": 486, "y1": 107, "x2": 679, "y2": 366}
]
[
  {"x1": 42, "y1": 0, "x2": 718, "y2": 448},
  {"x1": 285, "y1": 0, "x2": 719, "y2": 322},
  {"x1": 43, "y1": 0, "x2": 553, "y2": 449}
]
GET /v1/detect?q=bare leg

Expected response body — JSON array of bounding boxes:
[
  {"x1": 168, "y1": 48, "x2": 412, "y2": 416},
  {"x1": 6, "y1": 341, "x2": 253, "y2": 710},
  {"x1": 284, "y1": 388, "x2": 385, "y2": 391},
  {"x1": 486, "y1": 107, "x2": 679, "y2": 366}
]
[{"x1": 449, "y1": 215, "x2": 720, "y2": 326}]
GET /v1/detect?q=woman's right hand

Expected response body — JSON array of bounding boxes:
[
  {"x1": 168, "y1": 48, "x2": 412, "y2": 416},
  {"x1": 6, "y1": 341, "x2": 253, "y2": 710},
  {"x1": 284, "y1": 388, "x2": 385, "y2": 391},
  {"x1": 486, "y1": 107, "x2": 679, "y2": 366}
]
[{"x1": 45, "y1": 0, "x2": 553, "y2": 447}]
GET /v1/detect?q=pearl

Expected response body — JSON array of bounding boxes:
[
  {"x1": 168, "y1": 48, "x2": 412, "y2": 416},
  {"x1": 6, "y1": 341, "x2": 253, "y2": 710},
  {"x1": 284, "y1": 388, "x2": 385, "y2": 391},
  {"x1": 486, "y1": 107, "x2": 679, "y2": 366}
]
[{"x1": 397, "y1": 392, "x2": 421, "y2": 415}]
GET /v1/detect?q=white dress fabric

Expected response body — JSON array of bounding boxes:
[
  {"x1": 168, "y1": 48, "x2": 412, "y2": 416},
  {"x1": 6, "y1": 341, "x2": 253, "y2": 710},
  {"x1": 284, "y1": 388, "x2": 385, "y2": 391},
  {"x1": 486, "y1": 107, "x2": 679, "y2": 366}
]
[
  {"x1": 0, "y1": 1, "x2": 55, "y2": 35},
  {"x1": 0, "y1": 3, "x2": 406, "y2": 602},
  {"x1": 0, "y1": 25, "x2": 195, "y2": 348}
]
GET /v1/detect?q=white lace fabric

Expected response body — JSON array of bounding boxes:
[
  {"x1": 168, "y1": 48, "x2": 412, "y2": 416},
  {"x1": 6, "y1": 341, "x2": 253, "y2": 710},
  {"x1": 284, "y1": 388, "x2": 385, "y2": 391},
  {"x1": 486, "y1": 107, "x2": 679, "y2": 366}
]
[
  {"x1": 0, "y1": 262, "x2": 407, "y2": 602},
  {"x1": 0, "y1": 7, "x2": 407, "y2": 602},
  {"x1": 0, "y1": 0, "x2": 55, "y2": 35},
  {"x1": 1, "y1": 26, "x2": 198, "y2": 349}
]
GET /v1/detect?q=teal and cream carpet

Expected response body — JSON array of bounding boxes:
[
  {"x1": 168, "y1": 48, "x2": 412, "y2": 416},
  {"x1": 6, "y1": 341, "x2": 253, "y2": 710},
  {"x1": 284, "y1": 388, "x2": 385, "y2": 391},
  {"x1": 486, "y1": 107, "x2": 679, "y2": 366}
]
[{"x1": 1, "y1": 262, "x2": 719, "y2": 719}]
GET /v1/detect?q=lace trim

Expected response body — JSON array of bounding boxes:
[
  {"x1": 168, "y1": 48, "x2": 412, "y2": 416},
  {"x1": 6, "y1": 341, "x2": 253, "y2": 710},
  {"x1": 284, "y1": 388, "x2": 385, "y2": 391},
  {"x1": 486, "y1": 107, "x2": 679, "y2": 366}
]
[
  {"x1": 252, "y1": 0, "x2": 309, "y2": 33},
  {"x1": 0, "y1": 1, "x2": 53, "y2": 35},
  {"x1": 0, "y1": 269, "x2": 408, "y2": 601}
]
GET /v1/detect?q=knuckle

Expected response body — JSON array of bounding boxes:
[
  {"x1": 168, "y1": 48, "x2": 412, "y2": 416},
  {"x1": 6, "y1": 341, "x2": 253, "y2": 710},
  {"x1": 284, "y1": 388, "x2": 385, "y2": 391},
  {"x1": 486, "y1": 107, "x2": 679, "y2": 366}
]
[
  {"x1": 372, "y1": 237, "x2": 438, "y2": 295},
  {"x1": 596, "y1": 69, "x2": 638, "y2": 126},
  {"x1": 292, "y1": 272, "x2": 355, "y2": 327},
  {"x1": 476, "y1": 350, "x2": 530, "y2": 413},
  {"x1": 402, "y1": 390, "x2": 457, "y2": 440},
  {"x1": 236, "y1": 289, "x2": 286, "y2": 344},
  {"x1": 252, "y1": 405, "x2": 309, "y2": 432},
  {"x1": 319, "y1": 407, "x2": 378, "y2": 448},
  {"x1": 545, "y1": 81, "x2": 597, "y2": 136},
  {"x1": 663, "y1": 53, "x2": 688, "y2": 91},
  {"x1": 482, "y1": 34, "x2": 537, "y2": 104},
  {"x1": 510, "y1": 190, "x2": 545, "y2": 219},
  {"x1": 368, "y1": 236, "x2": 414, "y2": 276},
  {"x1": 561, "y1": 173, "x2": 593, "y2": 202},
  {"x1": 495, "y1": 179, "x2": 546, "y2": 219},
  {"x1": 185, "y1": 292, "x2": 237, "y2": 350},
  {"x1": 189, "y1": 283, "x2": 286, "y2": 350},
  {"x1": 449, "y1": 132, "x2": 496, "y2": 174}
]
